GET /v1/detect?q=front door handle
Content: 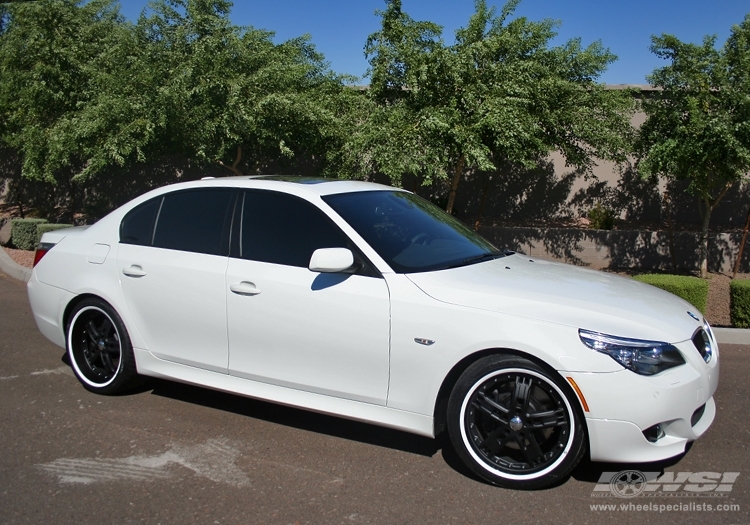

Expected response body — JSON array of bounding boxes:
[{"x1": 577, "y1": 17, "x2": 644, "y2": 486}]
[
  {"x1": 230, "y1": 281, "x2": 261, "y2": 296},
  {"x1": 123, "y1": 265, "x2": 147, "y2": 278}
]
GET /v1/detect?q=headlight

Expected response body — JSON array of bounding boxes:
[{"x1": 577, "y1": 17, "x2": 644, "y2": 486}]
[
  {"x1": 692, "y1": 322, "x2": 714, "y2": 363},
  {"x1": 579, "y1": 329, "x2": 686, "y2": 376}
]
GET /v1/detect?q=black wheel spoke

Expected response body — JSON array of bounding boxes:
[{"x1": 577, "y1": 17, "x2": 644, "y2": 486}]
[
  {"x1": 99, "y1": 317, "x2": 113, "y2": 338},
  {"x1": 511, "y1": 376, "x2": 533, "y2": 417},
  {"x1": 518, "y1": 432, "x2": 546, "y2": 465},
  {"x1": 480, "y1": 427, "x2": 513, "y2": 455},
  {"x1": 104, "y1": 339, "x2": 120, "y2": 354},
  {"x1": 474, "y1": 392, "x2": 510, "y2": 423},
  {"x1": 86, "y1": 320, "x2": 100, "y2": 340},
  {"x1": 525, "y1": 408, "x2": 568, "y2": 429},
  {"x1": 100, "y1": 351, "x2": 115, "y2": 374}
]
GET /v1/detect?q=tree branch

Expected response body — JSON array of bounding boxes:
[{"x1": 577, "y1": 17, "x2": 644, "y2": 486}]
[{"x1": 218, "y1": 146, "x2": 243, "y2": 176}]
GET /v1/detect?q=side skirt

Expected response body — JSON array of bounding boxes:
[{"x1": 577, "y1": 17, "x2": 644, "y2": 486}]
[{"x1": 134, "y1": 348, "x2": 435, "y2": 438}]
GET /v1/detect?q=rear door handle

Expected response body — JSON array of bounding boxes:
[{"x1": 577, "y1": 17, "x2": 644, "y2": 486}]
[
  {"x1": 123, "y1": 265, "x2": 147, "y2": 278},
  {"x1": 230, "y1": 281, "x2": 261, "y2": 296}
]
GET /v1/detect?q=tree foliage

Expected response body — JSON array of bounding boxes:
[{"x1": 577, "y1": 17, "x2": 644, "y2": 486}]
[
  {"x1": 638, "y1": 15, "x2": 750, "y2": 277},
  {"x1": 0, "y1": 0, "x2": 351, "y2": 217},
  {"x1": 341, "y1": 0, "x2": 635, "y2": 213}
]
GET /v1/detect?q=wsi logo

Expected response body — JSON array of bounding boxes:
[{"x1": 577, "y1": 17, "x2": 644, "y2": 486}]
[{"x1": 592, "y1": 471, "x2": 740, "y2": 498}]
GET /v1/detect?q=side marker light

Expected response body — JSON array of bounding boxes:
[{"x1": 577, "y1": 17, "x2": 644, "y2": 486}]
[{"x1": 566, "y1": 377, "x2": 590, "y2": 412}]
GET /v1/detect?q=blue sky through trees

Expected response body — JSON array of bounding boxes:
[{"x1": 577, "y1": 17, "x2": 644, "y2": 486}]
[{"x1": 118, "y1": 0, "x2": 749, "y2": 84}]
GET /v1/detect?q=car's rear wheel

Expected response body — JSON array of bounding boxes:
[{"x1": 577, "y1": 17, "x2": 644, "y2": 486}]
[
  {"x1": 67, "y1": 298, "x2": 139, "y2": 394},
  {"x1": 447, "y1": 354, "x2": 585, "y2": 490}
]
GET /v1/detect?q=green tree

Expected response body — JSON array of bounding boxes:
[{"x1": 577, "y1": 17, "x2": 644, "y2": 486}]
[
  {"x1": 638, "y1": 15, "x2": 750, "y2": 278},
  {"x1": 0, "y1": 0, "x2": 353, "y2": 217},
  {"x1": 71, "y1": 0, "x2": 351, "y2": 180},
  {"x1": 0, "y1": 0, "x2": 125, "y2": 215},
  {"x1": 342, "y1": 0, "x2": 634, "y2": 214}
]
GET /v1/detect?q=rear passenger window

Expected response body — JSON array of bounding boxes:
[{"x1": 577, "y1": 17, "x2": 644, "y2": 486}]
[
  {"x1": 120, "y1": 197, "x2": 161, "y2": 246},
  {"x1": 153, "y1": 189, "x2": 236, "y2": 256},
  {"x1": 240, "y1": 190, "x2": 348, "y2": 267},
  {"x1": 120, "y1": 189, "x2": 237, "y2": 256}
]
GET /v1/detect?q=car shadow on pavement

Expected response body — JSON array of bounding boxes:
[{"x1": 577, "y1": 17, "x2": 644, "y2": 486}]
[{"x1": 146, "y1": 377, "x2": 442, "y2": 458}]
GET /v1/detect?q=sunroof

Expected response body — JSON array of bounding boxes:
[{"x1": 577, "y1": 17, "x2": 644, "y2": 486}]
[{"x1": 253, "y1": 175, "x2": 334, "y2": 185}]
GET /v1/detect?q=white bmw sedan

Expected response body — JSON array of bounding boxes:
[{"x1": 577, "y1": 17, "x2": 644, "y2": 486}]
[{"x1": 27, "y1": 176, "x2": 719, "y2": 489}]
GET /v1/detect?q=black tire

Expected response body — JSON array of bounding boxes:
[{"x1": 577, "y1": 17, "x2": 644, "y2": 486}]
[
  {"x1": 447, "y1": 354, "x2": 586, "y2": 490},
  {"x1": 66, "y1": 298, "x2": 139, "y2": 395}
]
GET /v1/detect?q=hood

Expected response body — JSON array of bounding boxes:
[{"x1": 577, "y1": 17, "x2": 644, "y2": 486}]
[{"x1": 406, "y1": 254, "x2": 703, "y2": 343}]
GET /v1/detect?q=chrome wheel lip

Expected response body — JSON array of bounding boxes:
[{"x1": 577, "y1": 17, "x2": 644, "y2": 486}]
[
  {"x1": 459, "y1": 367, "x2": 575, "y2": 481},
  {"x1": 68, "y1": 306, "x2": 123, "y2": 388}
]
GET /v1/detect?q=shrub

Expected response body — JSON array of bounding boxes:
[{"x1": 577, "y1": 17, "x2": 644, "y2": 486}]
[
  {"x1": 10, "y1": 218, "x2": 47, "y2": 250},
  {"x1": 588, "y1": 203, "x2": 615, "y2": 230},
  {"x1": 730, "y1": 279, "x2": 750, "y2": 328},
  {"x1": 633, "y1": 274, "x2": 708, "y2": 314}
]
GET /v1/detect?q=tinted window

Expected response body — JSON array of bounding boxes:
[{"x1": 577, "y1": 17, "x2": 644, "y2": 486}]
[
  {"x1": 323, "y1": 191, "x2": 499, "y2": 273},
  {"x1": 120, "y1": 197, "x2": 161, "y2": 246},
  {"x1": 240, "y1": 190, "x2": 348, "y2": 267},
  {"x1": 152, "y1": 189, "x2": 236, "y2": 256}
]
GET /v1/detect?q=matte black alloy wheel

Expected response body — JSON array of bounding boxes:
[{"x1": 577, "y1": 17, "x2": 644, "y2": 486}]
[
  {"x1": 70, "y1": 307, "x2": 122, "y2": 385},
  {"x1": 463, "y1": 370, "x2": 571, "y2": 475},
  {"x1": 67, "y1": 299, "x2": 139, "y2": 394},
  {"x1": 448, "y1": 355, "x2": 585, "y2": 489}
]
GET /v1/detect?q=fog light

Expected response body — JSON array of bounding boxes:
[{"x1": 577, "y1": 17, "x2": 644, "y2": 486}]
[{"x1": 643, "y1": 423, "x2": 666, "y2": 443}]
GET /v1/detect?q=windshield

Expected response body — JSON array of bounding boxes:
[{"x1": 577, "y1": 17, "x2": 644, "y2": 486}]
[{"x1": 323, "y1": 191, "x2": 502, "y2": 273}]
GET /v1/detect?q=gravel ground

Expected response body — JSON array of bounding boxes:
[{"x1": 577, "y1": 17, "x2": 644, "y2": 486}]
[
  {"x1": 3, "y1": 246, "x2": 746, "y2": 326},
  {"x1": 2, "y1": 246, "x2": 35, "y2": 269}
]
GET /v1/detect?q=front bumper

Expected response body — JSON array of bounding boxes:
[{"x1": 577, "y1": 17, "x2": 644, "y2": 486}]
[{"x1": 566, "y1": 335, "x2": 719, "y2": 463}]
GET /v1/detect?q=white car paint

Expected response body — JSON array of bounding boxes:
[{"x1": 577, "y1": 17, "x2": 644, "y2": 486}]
[{"x1": 225, "y1": 257, "x2": 391, "y2": 405}]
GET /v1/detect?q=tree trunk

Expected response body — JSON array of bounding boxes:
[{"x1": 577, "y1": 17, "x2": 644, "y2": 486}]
[
  {"x1": 698, "y1": 198, "x2": 711, "y2": 279},
  {"x1": 446, "y1": 156, "x2": 464, "y2": 215},
  {"x1": 733, "y1": 204, "x2": 750, "y2": 279},
  {"x1": 218, "y1": 146, "x2": 243, "y2": 176},
  {"x1": 698, "y1": 182, "x2": 733, "y2": 279},
  {"x1": 474, "y1": 176, "x2": 491, "y2": 231},
  {"x1": 664, "y1": 188, "x2": 676, "y2": 272}
]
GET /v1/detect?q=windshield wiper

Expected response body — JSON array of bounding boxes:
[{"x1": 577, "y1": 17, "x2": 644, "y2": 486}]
[{"x1": 443, "y1": 251, "x2": 507, "y2": 270}]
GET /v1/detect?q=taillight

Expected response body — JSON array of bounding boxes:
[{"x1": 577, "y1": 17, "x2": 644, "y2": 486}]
[{"x1": 33, "y1": 242, "x2": 55, "y2": 267}]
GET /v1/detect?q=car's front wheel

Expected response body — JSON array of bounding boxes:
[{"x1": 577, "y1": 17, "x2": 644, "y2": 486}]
[
  {"x1": 447, "y1": 354, "x2": 585, "y2": 489},
  {"x1": 66, "y1": 298, "x2": 139, "y2": 395}
]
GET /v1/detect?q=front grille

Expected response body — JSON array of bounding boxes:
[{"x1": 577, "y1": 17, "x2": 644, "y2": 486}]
[{"x1": 691, "y1": 404, "x2": 706, "y2": 427}]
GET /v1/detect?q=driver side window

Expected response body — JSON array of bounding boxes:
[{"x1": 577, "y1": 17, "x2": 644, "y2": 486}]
[{"x1": 238, "y1": 190, "x2": 348, "y2": 268}]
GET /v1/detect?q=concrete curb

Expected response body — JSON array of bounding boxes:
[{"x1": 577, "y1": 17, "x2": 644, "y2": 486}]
[
  {"x1": 714, "y1": 328, "x2": 750, "y2": 346},
  {"x1": 0, "y1": 247, "x2": 31, "y2": 282}
]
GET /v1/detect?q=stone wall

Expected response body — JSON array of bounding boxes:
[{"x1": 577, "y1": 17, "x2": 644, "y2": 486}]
[{"x1": 478, "y1": 226, "x2": 750, "y2": 274}]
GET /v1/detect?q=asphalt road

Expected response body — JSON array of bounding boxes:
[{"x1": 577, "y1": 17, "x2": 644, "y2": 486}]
[{"x1": 1, "y1": 271, "x2": 748, "y2": 525}]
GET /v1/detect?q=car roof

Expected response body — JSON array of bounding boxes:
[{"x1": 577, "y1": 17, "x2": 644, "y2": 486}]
[{"x1": 195, "y1": 175, "x2": 401, "y2": 197}]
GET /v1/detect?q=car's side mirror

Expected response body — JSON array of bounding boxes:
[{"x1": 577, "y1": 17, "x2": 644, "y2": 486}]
[{"x1": 308, "y1": 248, "x2": 355, "y2": 273}]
